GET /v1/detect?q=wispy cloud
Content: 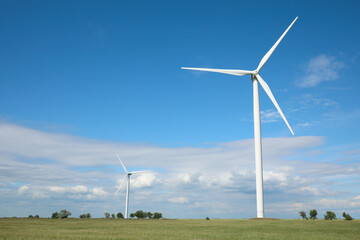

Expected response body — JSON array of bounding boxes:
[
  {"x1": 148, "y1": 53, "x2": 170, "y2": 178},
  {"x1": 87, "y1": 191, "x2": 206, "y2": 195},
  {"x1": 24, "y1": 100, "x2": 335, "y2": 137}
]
[
  {"x1": 17, "y1": 184, "x2": 109, "y2": 200},
  {"x1": 261, "y1": 109, "x2": 281, "y2": 123},
  {"x1": 168, "y1": 197, "x2": 189, "y2": 204},
  {"x1": 297, "y1": 55, "x2": 345, "y2": 88},
  {"x1": 300, "y1": 94, "x2": 341, "y2": 109},
  {"x1": 295, "y1": 122, "x2": 312, "y2": 128}
]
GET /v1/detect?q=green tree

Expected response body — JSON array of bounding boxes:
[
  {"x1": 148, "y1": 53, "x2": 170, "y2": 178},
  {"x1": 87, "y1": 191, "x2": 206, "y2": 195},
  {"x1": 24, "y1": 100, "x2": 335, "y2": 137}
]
[
  {"x1": 51, "y1": 212, "x2": 59, "y2": 219},
  {"x1": 206, "y1": 217, "x2": 210, "y2": 220},
  {"x1": 34, "y1": 215, "x2": 39, "y2": 219},
  {"x1": 104, "y1": 212, "x2": 110, "y2": 219},
  {"x1": 116, "y1": 212, "x2": 124, "y2": 219},
  {"x1": 153, "y1": 212, "x2": 163, "y2": 219},
  {"x1": 299, "y1": 211, "x2": 308, "y2": 220},
  {"x1": 147, "y1": 212, "x2": 153, "y2": 219},
  {"x1": 343, "y1": 211, "x2": 353, "y2": 221},
  {"x1": 28, "y1": 215, "x2": 34, "y2": 218},
  {"x1": 134, "y1": 210, "x2": 146, "y2": 219},
  {"x1": 86, "y1": 213, "x2": 91, "y2": 218},
  {"x1": 111, "y1": 213, "x2": 116, "y2": 219},
  {"x1": 130, "y1": 213, "x2": 135, "y2": 219},
  {"x1": 59, "y1": 210, "x2": 71, "y2": 219},
  {"x1": 309, "y1": 209, "x2": 317, "y2": 220},
  {"x1": 324, "y1": 211, "x2": 336, "y2": 220}
]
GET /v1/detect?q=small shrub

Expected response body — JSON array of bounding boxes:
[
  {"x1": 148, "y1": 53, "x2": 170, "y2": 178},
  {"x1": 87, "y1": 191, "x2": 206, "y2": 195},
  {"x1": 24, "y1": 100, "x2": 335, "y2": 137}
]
[
  {"x1": 299, "y1": 211, "x2": 308, "y2": 220},
  {"x1": 104, "y1": 212, "x2": 110, "y2": 219},
  {"x1": 80, "y1": 213, "x2": 91, "y2": 218},
  {"x1": 116, "y1": 212, "x2": 124, "y2": 219},
  {"x1": 59, "y1": 210, "x2": 71, "y2": 219},
  {"x1": 206, "y1": 217, "x2": 210, "y2": 220},
  {"x1": 343, "y1": 211, "x2": 353, "y2": 221},
  {"x1": 51, "y1": 212, "x2": 59, "y2": 219}
]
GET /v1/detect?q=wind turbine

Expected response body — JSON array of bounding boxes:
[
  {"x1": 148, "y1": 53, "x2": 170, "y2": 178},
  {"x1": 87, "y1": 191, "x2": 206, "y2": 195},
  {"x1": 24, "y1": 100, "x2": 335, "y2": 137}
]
[
  {"x1": 115, "y1": 153, "x2": 148, "y2": 219},
  {"x1": 182, "y1": 17, "x2": 298, "y2": 218}
]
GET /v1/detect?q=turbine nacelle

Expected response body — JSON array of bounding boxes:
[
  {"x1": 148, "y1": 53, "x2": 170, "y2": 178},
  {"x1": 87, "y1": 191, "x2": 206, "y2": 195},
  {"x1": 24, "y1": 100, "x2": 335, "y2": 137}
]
[{"x1": 251, "y1": 71, "x2": 260, "y2": 81}]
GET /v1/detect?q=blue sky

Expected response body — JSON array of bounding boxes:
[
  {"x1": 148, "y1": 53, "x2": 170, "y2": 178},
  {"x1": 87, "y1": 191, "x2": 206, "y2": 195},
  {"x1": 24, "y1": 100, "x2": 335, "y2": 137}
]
[{"x1": 0, "y1": 0, "x2": 359, "y2": 219}]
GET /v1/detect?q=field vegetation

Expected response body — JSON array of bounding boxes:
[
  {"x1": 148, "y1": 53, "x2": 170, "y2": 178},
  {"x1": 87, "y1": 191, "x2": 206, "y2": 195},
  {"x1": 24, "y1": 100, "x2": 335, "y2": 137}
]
[{"x1": 0, "y1": 218, "x2": 359, "y2": 240}]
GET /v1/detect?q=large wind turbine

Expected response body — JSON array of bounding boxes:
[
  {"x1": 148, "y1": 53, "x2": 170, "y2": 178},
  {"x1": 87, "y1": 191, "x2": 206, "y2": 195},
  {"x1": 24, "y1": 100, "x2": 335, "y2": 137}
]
[
  {"x1": 182, "y1": 17, "x2": 298, "y2": 218},
  {"x1": 115, "y1": 154, "x2": 148, "y2": 219}
]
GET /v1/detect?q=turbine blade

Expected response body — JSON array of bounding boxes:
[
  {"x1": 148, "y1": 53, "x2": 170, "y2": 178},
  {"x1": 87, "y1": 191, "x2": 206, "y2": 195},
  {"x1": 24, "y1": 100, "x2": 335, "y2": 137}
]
[
  {"x1": 255, "y1": 74, "x2": 294, "y2": 135},
  {"x1": 116, "y1": 153, "x2": 128, "y2": 173},
  {"x1": 115, "y1": 174, "x2": 128, "y2": 195},
  {"x1": 182, "y1": 67, "x2": 254, "y2": 76},
  {"x1": 256, "y1": 17, "x2": 298, "y2": 72}
]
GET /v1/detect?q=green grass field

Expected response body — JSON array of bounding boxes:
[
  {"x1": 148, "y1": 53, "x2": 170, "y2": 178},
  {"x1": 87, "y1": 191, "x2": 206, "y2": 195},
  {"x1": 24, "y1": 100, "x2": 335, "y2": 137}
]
[{"x1": 0, "y1": 218, "x2": 359, "y2": 240}]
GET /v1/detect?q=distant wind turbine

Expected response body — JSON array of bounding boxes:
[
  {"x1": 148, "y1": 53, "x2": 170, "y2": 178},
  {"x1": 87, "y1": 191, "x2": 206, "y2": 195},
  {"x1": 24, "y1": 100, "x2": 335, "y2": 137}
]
[
  {"x1": 115, "y1": 153, "x2": 148, "y2": 219},
  {"x1": 182, "y1": 17, "x2": 298, "y2": 218}
]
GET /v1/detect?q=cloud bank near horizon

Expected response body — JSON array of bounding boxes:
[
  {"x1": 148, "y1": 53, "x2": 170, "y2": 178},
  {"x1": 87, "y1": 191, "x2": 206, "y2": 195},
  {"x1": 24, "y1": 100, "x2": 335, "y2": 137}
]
[{"x1": 0, "y1": 122, "x2": 359, "y2": 218}]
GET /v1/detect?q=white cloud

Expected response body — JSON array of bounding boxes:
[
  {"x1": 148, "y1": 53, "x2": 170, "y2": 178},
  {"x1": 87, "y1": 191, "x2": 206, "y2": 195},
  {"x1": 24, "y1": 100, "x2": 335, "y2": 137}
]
[
  {"x1": 17, "y1": 184, "x2": 108, "y2": 200},
  {"x1": 49, "y1": 186, "x2": 67, "y2": 194},
  {"x1": 299, "y1": 186, "x2": 326, "y2": 196},
  {"x1": 316, "y1": 196, "x2": 360, "y2": 208},
  {"x1": 91, "y1": 187, "x2": 108, "y2": 196},
  {"x1": 17, "y1": 185, "x2": 49, "y2": 199},
  {"x1": 264, "y1": 171, "x2": 288, "y2": 186},
  {"x1": 85, "y1": 187, "x2": 109, "y2": 200},
  {"x1": 48, "y1": 185, "x2": 89, "y2": 194},
  {"x1": 176, "y1": 173, "x2": 205, "y2": 186},
  {"x1": 18, "y1": 185, "x2": 30, "y2": 195},
  {"x1": 132, "y1": 173, "x2": 157, "y2": 188},
  {"x1": 297, "y1": 55, "x2": 345, "y2": 88},
  {"x1": 71, "y1": 185, "x2": 88, "y2": 193},
  {"x1": 168, "y1": 197, "x2": 189, "y2": 204}
]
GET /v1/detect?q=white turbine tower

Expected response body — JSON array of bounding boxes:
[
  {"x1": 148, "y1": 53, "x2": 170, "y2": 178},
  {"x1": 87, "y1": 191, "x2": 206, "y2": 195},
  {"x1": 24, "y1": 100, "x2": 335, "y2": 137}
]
[
  {"x1": 182, "y1": 17, "x2": 298, "y2": 218},
  {"x1": 115, "y1": 153, "x2": 148, "y2": 219}
]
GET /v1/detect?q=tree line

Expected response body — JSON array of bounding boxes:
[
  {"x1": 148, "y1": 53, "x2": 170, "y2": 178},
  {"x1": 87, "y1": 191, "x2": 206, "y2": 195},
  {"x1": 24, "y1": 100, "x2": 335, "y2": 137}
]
[
  {"x1": 44, "y1": 209, "x2": 163, "y2": 219},
  {"x1": 104, "y1": 210, "x2": 163, "y2": 219},
  {"x1": 26, "y1": 209, "x2": 354, "y2": 220},
  {"x1": 299, "y1": 209, "x2": 353, "y2": 220}
]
